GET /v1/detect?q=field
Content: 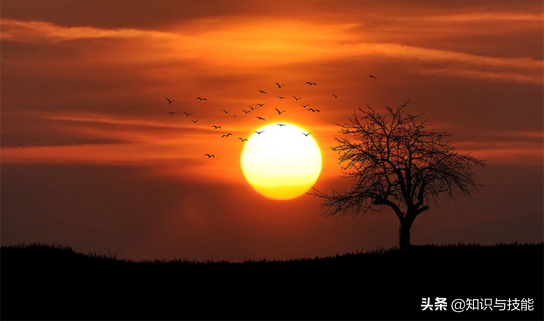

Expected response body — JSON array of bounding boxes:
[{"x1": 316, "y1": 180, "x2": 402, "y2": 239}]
[{"x1": 2, "y1": 242, "x2": 542, "y2": 320}]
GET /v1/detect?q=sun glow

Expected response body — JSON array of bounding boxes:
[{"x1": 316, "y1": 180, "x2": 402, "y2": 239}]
[{"x1": 241, "y1": 123, "x2": 322, "y2": 200}]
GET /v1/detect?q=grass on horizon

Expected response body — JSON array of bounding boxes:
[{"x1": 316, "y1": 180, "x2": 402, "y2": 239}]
[{"x1": 2, "y1": 241, "x2": 542, "y2": 266}]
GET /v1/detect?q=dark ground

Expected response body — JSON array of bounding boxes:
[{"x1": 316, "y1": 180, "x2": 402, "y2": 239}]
[{"x1": 1, "y1": 242, "x2": 542, "y2": 320}]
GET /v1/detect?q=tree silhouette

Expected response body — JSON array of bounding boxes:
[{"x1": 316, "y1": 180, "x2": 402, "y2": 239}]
[{"x1": 309, "y1": 101, "x2": 486, "y2": 250}]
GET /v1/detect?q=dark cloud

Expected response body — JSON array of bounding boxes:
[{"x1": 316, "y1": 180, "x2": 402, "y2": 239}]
[
  {"x1": 1, "y1": 0, "x2": 262, "y2": 30},
  {"x1": 1, "y1": 114, "x2": 126, "y2": 147}
]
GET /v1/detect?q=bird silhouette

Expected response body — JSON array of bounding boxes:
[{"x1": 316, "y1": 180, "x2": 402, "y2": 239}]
[
  {"x1": 332, "y1": 94, "x2": 338, "y2": 98},
  {"x1": 302, "y1": 132, "x2": 311, "y2": 136},
  {"x1": 275, "y1": 108, "x2": 286, "y2": 115},
  {"x1": 166, "y1": 98, "x2": 175, "y2": 103},
  {"x1": 196, "y1": 97, "x2": 207, "y2": 101},
  {"x1": 305, "y1": 82, "x2": 316, "y2": 86},
  {"x1": 249, "y1": 106, "x2": 255, "y2": 110},
  {"x1": 167, "y1": 112, "x2": 176, "y2": 114},
  {"x1": 255, "y1": 130, "x2": 265, "y2": 134},
  {"x1": 258, "y1": 90, "x2": 267, "y2": 94},
  {"x1": 277, "y1": 96, "x2": 285, "y2": 99},
  {"x1": 277, "y1": 123, "x2": 286, "y2": 126},
  {"x1": 183, "y1": 111, "x2": 192, "y2": 116},
  {"x1": 222, "y1": 133, "x2": 233, "y2": 138},
  {"x1": 257, "y1": 116, "x2": 266, "y2": 121},
  {"x1": 191, "y1": 120, "x2": 199, "y2": 123},
  {"x1": 308, "y1": 108, "x2": 321, "y2": 113},
  {"x1": 204, "y1": 154, "x2": 215, "y2": 158},
  {"x1": 242, "y1": 110, "x2": 251, "y2": 114},
  {"x1": 238, "y1": 138, "x2": 248, "y2": 142},
  {"x1": 369, "y1": 75, "x2": 377, "y2": 79},
  {"x1": 212, "y1": 125, "x2": 221, "y2": 129},
  {"x1": 275, "y1": 82, "x2": 286, "y2": 88},
  {"x1": 222, "y1": 109, "x2": 229, "y2": 114},
  {"x1": 256, "y1": 103, "x2": 266, "y2": 107},
  {"x1": 301, "y1": 104, "x2": 309, "y2": 108},
  {"x1": 293, "y1": 96, "x2": 302, "y2": 101}
]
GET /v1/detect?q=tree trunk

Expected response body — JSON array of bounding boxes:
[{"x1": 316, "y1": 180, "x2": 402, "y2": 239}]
[{"x1": 399, "y1": 219, "x2": 412, "y2": 251}]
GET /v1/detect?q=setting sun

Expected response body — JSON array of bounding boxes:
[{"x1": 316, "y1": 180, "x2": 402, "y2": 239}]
[{"x1": 241, "y1": 123, "x2": 322, "y2": 200}]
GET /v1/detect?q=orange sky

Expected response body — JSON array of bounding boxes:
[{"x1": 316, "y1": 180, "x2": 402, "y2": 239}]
[{"x1": 1, "y1": 0, "x2": 543, "y2": 262}]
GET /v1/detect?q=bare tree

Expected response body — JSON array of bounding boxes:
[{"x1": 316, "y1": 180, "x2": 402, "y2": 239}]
[{"x1": 309, "y1": 101, "x2": 486, "y2": 250}]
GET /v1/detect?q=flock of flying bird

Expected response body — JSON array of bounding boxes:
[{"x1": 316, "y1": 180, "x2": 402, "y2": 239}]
[{"x1": 164, "y1": 76, "x2": 378, "y2": 158}]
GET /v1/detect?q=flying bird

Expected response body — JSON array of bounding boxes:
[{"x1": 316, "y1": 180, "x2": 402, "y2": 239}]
[
  {"x1": 308, "y1": 108, "x2": 321, "y2": 113},
  {"x1": 255, "y1": 130, "x2": 265, "y2": 134},
  {"x1": 305, "y1": 82, "x2": 317, "y2": 86},
  {"x1": 238, "y1": 138, "x2": 248, "y2": 142},
  {"x1": 302, "y1": 132, "x2": 311, "y2": 137},
  {"x1": 212, "y1": 125, "x2": 221, "y2": 129},
  {"x1": 242, "y1": 109, "x2": 251, "y2": 114},
  {"x1": 257, "y1": 116, "x2": 266, "y2": 121},
  {"x1": 301, "y1": 104, "x2": 309, "y2": 108},
  {"x1": 275, "y1": 82, "x2": 285, "y2": 88},
  {"x1": 191, "y1": 120, "x2": 199, "y2": 123},
  {"x1": 256, "y1": 103, "x2": 266, "y2": 107},
  {"x1": 368, "y1": 75, "x2": 377, "y2": 79},
  {"x1": 293, "y1": 96, "x2": 301, "y2": 101},
  {"x1": 222, "y1": 133, "x2": 233, "y2": 138},
  {"x1": 183, "y1": 111, "x2": 192, "y2": 116},
  {"x1": 222, "y1": 109, "x2": 229, "y2": 114},
  {"x1": 249, "y1": 106, "x2": 255, "y2": 110},
  {"x1": 277, "y1": 96, "x2": 285, "y2": 99},
  {"x1": 196, "y1": 97, "x2": 207, "y2": 101},
  {"x1": 258, "y1": 90, "x2": 267, "y2": 94},
  {"x1": 166, "y1": 98, "x2": 175, "y2": 103},
  {"x1": 332, "y1": 94, "x2": 338, "y2": 98},
  {"x1": 275, "y1": 108, "x2": 286, "y2": 115},
  {"x1": 277, "y1": 123, "x2": 286, "y2": 126},
  {"x1": 167, "y1": 112, "x2": 176, "y2": 114},
  {"x1": 204, "y1": 154, "x2": 215, "y2": 158}
]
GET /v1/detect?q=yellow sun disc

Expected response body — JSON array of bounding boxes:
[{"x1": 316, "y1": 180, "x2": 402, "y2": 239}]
[{"x1": 241, "y1": 122, "x2": 322, "y2": 200}]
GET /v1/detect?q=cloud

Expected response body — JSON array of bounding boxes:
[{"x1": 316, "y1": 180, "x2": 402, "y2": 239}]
[
  {"x1": 3, "y1": 17, "x2": 541, "y2": 85},
  {"x1": 0, "y1": 19, "x2": 158, "y2": 42},
  {"x1": 422, "y1": 12, "x2": 542, "y2": 23}
]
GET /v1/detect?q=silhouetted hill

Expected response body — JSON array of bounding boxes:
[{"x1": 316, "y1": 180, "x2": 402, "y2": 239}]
[{"x1": 2, "y1": 242, "x2": 542, "y2": 320}]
